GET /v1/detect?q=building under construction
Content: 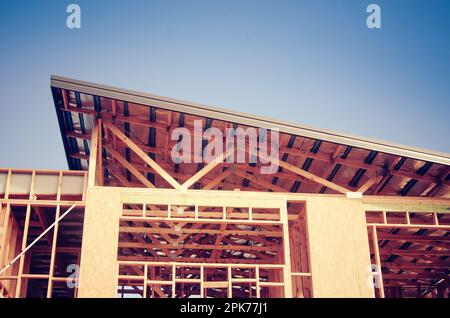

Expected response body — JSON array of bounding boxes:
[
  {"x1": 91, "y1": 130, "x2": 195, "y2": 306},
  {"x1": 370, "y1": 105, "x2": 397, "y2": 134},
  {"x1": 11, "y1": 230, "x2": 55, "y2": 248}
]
[{"x1": 0, "y1": 76, "x2": 449, "y2": 298}]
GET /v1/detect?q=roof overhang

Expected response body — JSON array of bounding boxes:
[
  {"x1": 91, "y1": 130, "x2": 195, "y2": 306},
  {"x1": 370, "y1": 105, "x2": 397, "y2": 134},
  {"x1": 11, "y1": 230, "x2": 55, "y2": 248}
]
[
  {"x1": 50, "y1": 75, "x2": 450, "y2": 198},
  {"x1": 51, "y1": 75, "x2": 450, "y2": 166}
]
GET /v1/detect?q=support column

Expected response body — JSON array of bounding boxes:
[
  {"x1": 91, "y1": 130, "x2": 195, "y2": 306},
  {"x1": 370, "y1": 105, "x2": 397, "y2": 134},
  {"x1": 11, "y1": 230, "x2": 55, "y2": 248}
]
[
  {"x1": 280, "y1": 200, "x2": 293, "y2": 297},
  {"x1": 78, "y1": 187, "x2": 121, "y2": 298},
  {"x1": 306, "y1": 197, "x2": 374, "y2": 298}
]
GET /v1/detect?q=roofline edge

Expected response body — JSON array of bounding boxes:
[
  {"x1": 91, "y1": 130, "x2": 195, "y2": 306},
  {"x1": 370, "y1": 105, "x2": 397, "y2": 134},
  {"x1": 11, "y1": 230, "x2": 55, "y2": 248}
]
[{"x1": 51, "y1": 75, "x2": 450, "y2": 167}]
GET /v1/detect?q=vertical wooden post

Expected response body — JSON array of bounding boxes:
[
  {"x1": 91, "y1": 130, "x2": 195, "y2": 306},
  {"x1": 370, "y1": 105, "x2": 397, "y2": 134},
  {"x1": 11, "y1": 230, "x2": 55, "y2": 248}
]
[
  {"x1": 143, "y1": 264, "x2": 148, "y2": 299},
  {"x1": 171, "y1": 264, "x2": 176, "y2": 298},
  {"x1": 15, "y1": 204, "x2": 31, "y2": 297},
  {"x1": 47, "y1": 172, "x2": 63, "y2": 298},
  {"x1": 87, "y1": 119, "x2": 100, "y2": 189},
  {"x1": 15, "y1": 171, "x2": 36, "y2": 297},
  {"x1": 4, "y1": 169, "x2": 12, "y2": 200},
  {"x1": 97, "y1": 119, "x2": 104, "y2": 186},
  {"x1": 255, "y1": 266, "x2": 260, "y2": 298},
  {"x1": 77, "y1": 187, "x2": 121, "y2": 297},
  {"x1": 0, "y1": 204, "x2": 11, "y2": 269},
  {"x1": 200, "y1": 264, "x2": 204, "y2": 298},
  {"x1": 0, "y1": 203, "x2": 3, "y2": 254},
  {"x1": 306, "y1": 197, "x2": 374, "y2": 298},
  {"x1": 371, "y1": 225, "x2": 385, "y2": 298},
  {"x1": 5, "y1": 221, "x2": 19, "y2": 295},
  {"x1": 227, "y1": 265, "x2": 232, "y2": 298},
  {"x1": 82, "y1": 172, "x2": 88, "y2": 202},
  {"x1": 280, "y1": 200, "x2": 293, "y2": 297}
]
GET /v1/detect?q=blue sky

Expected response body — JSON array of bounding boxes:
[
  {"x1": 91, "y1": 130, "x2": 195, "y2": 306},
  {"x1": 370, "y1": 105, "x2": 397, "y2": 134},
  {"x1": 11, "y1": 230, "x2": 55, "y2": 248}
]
[{"x1": 0, "y1": 0, "x2": 449, "y2": 169}]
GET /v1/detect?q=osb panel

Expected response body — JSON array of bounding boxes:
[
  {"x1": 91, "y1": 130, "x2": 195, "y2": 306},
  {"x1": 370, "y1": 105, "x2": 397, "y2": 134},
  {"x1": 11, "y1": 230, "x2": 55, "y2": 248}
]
[
  {"x1": 306, "y1": 197, "x2": 374, "y2": 298},
  {"x1": 77, "y1": 187, "x2": 121, "y2": 298}
]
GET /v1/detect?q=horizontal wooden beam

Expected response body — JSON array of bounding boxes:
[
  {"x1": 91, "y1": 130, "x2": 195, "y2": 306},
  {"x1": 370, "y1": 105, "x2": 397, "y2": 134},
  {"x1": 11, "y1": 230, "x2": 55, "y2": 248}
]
[
  {"x1": 378, "y1": 249, "x2": 450, "y2": 257},
  {"x1": 118, "y1": 242, "x2": 279, "y2": 252},
  {"x1": 376, "y1": 233, "x2": 450, "y2": 242},
  {"x1": 382, "y1": 273, "x2": 448, "y2": 280},
  {"x1": 119, "y1": 226, "x2": 283, "y2": 237}
]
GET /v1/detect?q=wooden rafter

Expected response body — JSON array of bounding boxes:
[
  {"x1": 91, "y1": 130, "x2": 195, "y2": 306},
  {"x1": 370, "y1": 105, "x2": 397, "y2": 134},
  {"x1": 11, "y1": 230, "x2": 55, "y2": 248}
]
[
  {"x1": 103, "y1": 120, "x2": 181, "y2": 189},
  {"x1": 61, "y1": 104, "x2": 450, "y2": 194},
  {"x1": 256, "y1": 151, "x2": 351, "y2": 194},
  {"x1": 181, "y1": 147, "x2": 235, "y2": 190},
  {"x1": 358, "y1": 175, "x2": 383, "y2": 194},
  {"x1": 104, "y1": 144, "x2": 155, "y2": 188}
]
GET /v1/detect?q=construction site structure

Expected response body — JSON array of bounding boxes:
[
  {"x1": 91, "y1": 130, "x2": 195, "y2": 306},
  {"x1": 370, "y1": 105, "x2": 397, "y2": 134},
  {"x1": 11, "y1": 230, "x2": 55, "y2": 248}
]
[{"x1": 0, "y1": 76, "x2": 449, "y2": 298}]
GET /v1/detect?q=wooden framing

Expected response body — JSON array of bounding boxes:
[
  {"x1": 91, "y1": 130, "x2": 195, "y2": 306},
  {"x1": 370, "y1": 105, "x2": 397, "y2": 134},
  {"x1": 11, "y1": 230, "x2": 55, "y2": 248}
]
[
  {"x1": 0, "y1": 125, "x2": 450, "y2": 298},
  {"x1": 118, "y1": 261, "x2": 288, "y2": 298},
  {"x1": 103, "y1": 120, "x2": 181, "y2": 189},
  {"x1": 1, "y1": 165, "x2": 449, "y2": 298},
  {"x1": 365, "y1": 207, "x2": 450, "y2": 298},
  {"x1": 114, "y1": 189, "x2": 311, "y2": 298},
  {"x1": 54, "y1": 187, "x2": 305, "y2": 298},
  {"x1": 1, "y1": 77, "x2": 449, "y2": 298},
  {"x1": 74, "y1": 186, "x2": 449, "y2": 298},
  {"x1": 51, "y1": 75, "x2": 450, "y2": 165},
  {"x1": 50, "y1": 76, "x2": 450, "y2": 198},
  {"x1": 0, "y1": 169, "x2": 87, "y2": 298}
]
